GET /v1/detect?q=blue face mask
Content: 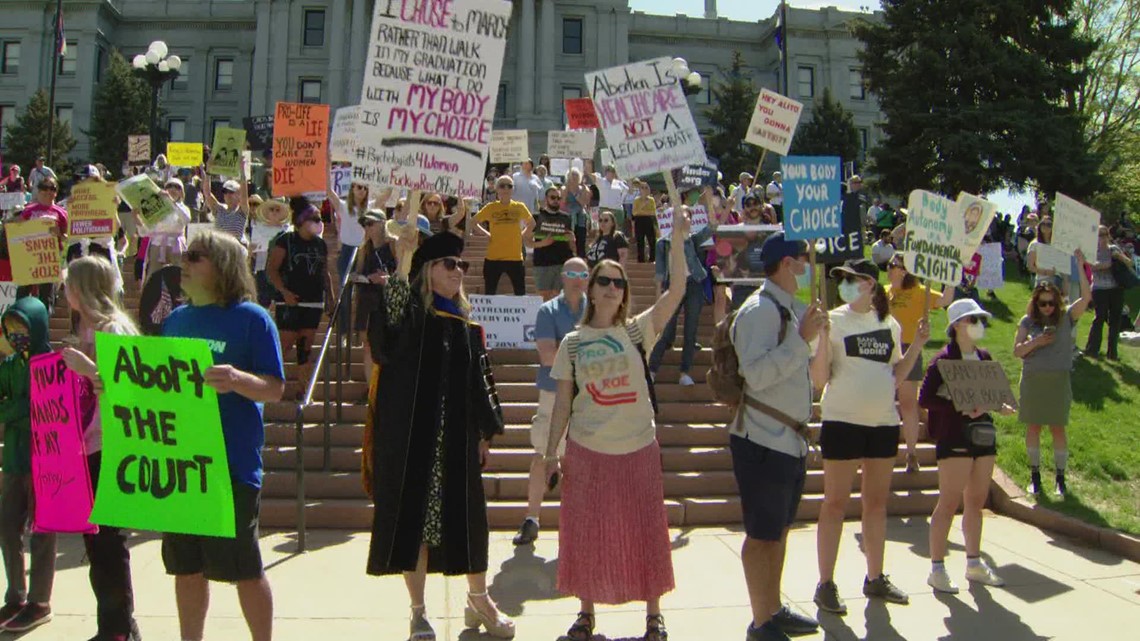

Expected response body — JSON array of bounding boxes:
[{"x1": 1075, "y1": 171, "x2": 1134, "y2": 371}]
[{"x1": 6, "y1": 332, "x2": 30, "y2": 355}]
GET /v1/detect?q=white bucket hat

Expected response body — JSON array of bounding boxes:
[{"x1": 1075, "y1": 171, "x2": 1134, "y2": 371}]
[{"x1": 945, "y1": 299, "x2": 992, "y2": 336}]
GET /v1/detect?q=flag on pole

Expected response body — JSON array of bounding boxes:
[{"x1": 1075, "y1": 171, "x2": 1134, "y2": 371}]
[
  {"x1": 55, "y1": 9, "x2": 66, "y2": 56},
  {"x1": 774, "y1": 12, "x2": 784, "y2": 60}
]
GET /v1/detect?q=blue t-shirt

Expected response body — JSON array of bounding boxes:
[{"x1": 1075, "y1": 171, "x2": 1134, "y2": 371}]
[
  {"x1": 534, "y1": 293, "x2": 585, "y2": 391},
  {"x1": 163, "y1": 302, "x2": 285, "y2": 488}
]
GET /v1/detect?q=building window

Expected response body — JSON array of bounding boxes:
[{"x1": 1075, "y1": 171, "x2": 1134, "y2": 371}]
[
  {"x1": 562, "y1": 18, "x2": 583, "y2": 54},
  {"x1": 0, "y1": 105, "x2": 15, "y2": 147},
  {"x1": 168, "y1": 119, "x2": 187, "y2": 142},
  {"x1": 300, "y1": 79, "x2": 322, "y2": 104},
  {"x1": 214, "y1": 59, "x2": 234, "y2": 91},
  {"x1": 303, "y1": 10, "x2": 326, "y2": 47},
  {"x1": 494, "y1": 84, "x2": 508, "y2": 119},
  {"x1": 561, "y1": 86, "x2": 583, "y2": 128},
  {"x1": 211, "y1": 119, "x2": 230, "y2": 141},
  {"x1": 797, "y1": 66, "x2": 814, "y2": 99},
  {"x1": 59, "y1": 41, "x2": 77, "y2": 75},
  {"x1": 95, "y1": 46, "x2": 106, "y2": 82},
  {"x1": 858, "y1": 127, "x2": 869, "y2": 161},
  {"x1": 1, "y1": 42, "x2": 19, "y2": 75},
  {"x1": 55, "y1": 106, "x2": 73, "y2": 134},
  {"x1": 696, "y1": 73, "x2": 712, "y2": 105},
  {"x1": 172, "y1": 58, "x2": 189, "y2": 90},
  {"x1": 849, "y1": 68, "x2": 865, "y2": 100}
]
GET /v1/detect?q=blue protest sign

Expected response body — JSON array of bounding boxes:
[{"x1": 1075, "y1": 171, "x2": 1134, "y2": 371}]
[{"x1": 781, "y1": 156, "x2": 842, "y2": 241}]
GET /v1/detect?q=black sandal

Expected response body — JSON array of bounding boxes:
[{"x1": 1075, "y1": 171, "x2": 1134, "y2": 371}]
[
  {"x1": 567, "y1": 611, "x2": 595, "y2": 641},
  {"x1": 644, "y1": 614, "x2": 668, "y2": 641}
]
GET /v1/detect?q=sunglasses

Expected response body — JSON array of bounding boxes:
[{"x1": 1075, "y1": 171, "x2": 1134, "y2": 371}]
[
  {"x1": 1037, "y1": 298, "x2": 1057, "y2": 308},
  {"x1": 496, "y1": 185, "x2": 513, "y2": 191},
  {"x1": 352, "y1": 185, "x2": 368, "y2": 191},
  {"x1": 840, "y1": 274, "x2": 865, "y2": 284},
  {"x1": 960, "y1": 316, "x2": 984, "y2": 325},
  {"x1": 425, "y1": 201, "x2": 442, "y2": 207},
  {"x1": 888, "y1": 262, "x2": 904, "y2": 270},
  {"x1": 595, "y1": 275, "x2": 627, "y2": 289},
  {"x1": 183, "y1": 249, "x2": 208, "y2": 263},
  {"x1": 39, "y1": 185, "x2": 57, "y2": 192},
  {"x1": 548, "y1": 195, "x2": 562, "y2": 201},
  {"x1": 563, "y1": 270, "x2": 589, "y2": 280},
  {"x1": 436, "y1": 257, "x2": 469, "y2": 272}
]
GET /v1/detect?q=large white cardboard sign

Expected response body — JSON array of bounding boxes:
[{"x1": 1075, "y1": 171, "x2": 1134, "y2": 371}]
[
  {"x1": 902, "y1": 190, "x2": 966, "y2": 286},
  {"x1": 1052, "y1": 193, "x2": 1100, "y2": 260},
  {"x1": 547, "y1": 130, "x2": 596, "y2": 159},
  {"x1": 489, "y1": 129, "x2": 529, "y2": 163},
  {"x1": 745, "y1": 88, "x2": 804, "y2": 156},
  {"x1": 469, "y1": 294, "x2": 544, "y2": 349},
  {"x1": 330, "y1": 106, "x2": 361, "y2": 163}
]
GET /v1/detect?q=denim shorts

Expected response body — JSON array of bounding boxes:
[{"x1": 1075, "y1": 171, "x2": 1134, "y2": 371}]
[{"x1": 730, "y1": 436, "x2": 806, "y2": 541}]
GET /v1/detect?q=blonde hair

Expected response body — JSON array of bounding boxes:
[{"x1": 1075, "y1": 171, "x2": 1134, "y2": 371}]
[
  {"x1": 187, "y1": 230, "x2": 257, "y2": 306},
  {"x1": 353, "y1": 210, "x2": 388, "y2": 273},
  {"x1": 418, "y1": 259, "x2": 470, "y2": 316},
  {"x1": 65, "y1": 257, "x2": 140, "y2": 336},
  {"x1": 582, "y1": 259, "x2": 631, "y2": 326}
]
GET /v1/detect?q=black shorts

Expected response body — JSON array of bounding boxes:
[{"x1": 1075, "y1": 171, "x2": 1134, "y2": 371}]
[
  {"x1": 820, "y1": 421, "x2": 900, "y2": 460},
  {"x1": 935, "y1": 430, "x2": 997, "y2": 460},
  {"x1": 730, "y1": 436, "x2": 806, "y2": 541},
  {"x1": 275, "y1": 305, "x2": 323, "y2": 331},
  {"x1": 161, "y1": 483, "x2": 264, "y2": 582}
]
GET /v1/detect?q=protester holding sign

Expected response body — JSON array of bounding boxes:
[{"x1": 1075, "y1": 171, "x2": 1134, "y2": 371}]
[
  {"x1": 0, "y1": 295, "x2": 56, "y2": 632},
  {"x1": 810, "y1": 259, "x2": 929, "y2": 614},
  {"x1": 919, "y1": 299, "x2": 1013, "y2": 594},
  {"x1": 326, "y1": 179, "x2": 381, "y2": 339},
  {"x1": 475, "y1": 175, "x2": 535, "y2": 296},
  {"x1": 59, "y1": 256, "x2": 144, "y2": 641},
  {"x1": 162, "y1": 229, "x2": 285, "y2": 641},
  {"x1": 593, "y1": 166, "x2": 629, "y2": 230},
  {"x1": 532, "y1": 187, "x2": 577, "y2": 301},
  {"x1": 1014, "y1": 254, "x2": 1091, "y2": 498},
  {"x1": 562, "y1": 168, "x2": 592, "y2": 259},
  {"x1": 1084, "y1": 225, "x2": 1134, "y2": 360},
  {"x1": 0, "y1": 165, "x2": 25, "y2": 195},
  {"x1": 544, "y1": 209, "x2": 696, "y2": 641},
  {"x1": 140, "y1": 177, "x2": 192, "y2": 281},
  {"x1": 250, "y1": 199, "x2": 292, "y2": 308},
  {"x1": 16, "y1": 176, "x2": 67, "y2": 311},
  {"x1": 205, "y1": 176, "x2": 250, "y2": 246},
  {"x1": 351, "y1": 210, "x2": 396, "y2": 377},
  {"x1": 366, "y1": 233, "x2": 513, "y2": 640},
  {"x1": 1026, "y1": 217, "x2": 1063, "y2": 288}
]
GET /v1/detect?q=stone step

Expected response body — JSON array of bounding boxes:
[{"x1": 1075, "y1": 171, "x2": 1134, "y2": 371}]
[{"x1": 262, "y1": 400, "x2": 735, "y2": 424}]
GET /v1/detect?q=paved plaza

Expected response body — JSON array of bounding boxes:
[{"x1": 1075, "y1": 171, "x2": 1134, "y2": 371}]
[{"x1": 9, "y1": 514, "x2": 1139, "y2": 640}]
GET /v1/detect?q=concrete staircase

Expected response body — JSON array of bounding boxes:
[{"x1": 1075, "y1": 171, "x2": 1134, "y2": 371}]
[{"x1": 49, "y1": 231, "x2": 941, "y2": 531}]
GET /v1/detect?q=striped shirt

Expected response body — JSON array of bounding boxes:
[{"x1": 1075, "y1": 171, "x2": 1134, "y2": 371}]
[{"x1": 214, "y1": 206, "x2": 247, "y2": 244}]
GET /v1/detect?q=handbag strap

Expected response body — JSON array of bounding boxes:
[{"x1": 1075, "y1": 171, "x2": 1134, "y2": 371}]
[{"x1": 740, "y1": 394, "x2": 815, "y2": 444}]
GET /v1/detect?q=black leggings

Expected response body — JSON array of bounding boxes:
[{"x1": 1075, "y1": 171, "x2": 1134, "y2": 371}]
[
  {"x1": 85, "y1": 453, "x2": 138, "y2": 637},
  {"x1": 1086, "y1": 286, "x2": 1124, "y2": 358},
  {"x1": 483, "y1": 259, "x2": 526, "y2": 295},
  {"x1": 634, "y1": 216, "x2": 657, "y2": 262}
]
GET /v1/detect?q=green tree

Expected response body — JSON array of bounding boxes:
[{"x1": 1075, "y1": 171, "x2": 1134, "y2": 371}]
[
  {"x1": 85, "y1": 49, "x2": 152, "y2": 172},
  {"x1": 854, "y1": 0, "x2": 1102, "y2": 199},
  {"x1": 789, "y1": 88, "x2": 860, "y2": 166},
  {"x1": 704, "y1": 51, "x2": 762, "y2": 183},
  {"x1": 2, "y1": 89, "x2": 76, "y2": 177}
]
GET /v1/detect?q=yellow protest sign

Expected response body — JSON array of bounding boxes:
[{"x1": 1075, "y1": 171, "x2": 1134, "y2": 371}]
[
  {"x1": 166, "y1": 142, "x2": 203, "y2": 168},
  {"x1": 68, "y1": 182, "x2": 119, "y2": 238},
  {"x1": 208, "y1": 127, "x2": 247, "y2": 177},
  {"x1": 6, "y1": 218, "x2": 61, "y2": 286}
]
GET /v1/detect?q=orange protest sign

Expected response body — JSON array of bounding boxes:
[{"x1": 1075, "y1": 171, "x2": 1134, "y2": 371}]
[
  {"x1": 271, "y1": 102, "x2": 330, "y2": 197},
  {"x1": 6, "y1": 218, "x2": 61, "y2": 286}
]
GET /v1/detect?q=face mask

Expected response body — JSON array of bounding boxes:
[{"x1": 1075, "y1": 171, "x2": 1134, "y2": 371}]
[
  {"x1": 838, "y1": 280, "x2": 864, "y2": 304},
  {"x1": 794, "y1": 262, "x2": 811, "y2": 290},
  {"x1": 306, "y1": 220, "x2": 324, "y2": 237},
  {"x1": 965, "y1": 323, "x2": 985, "y2": 341},
  {"x1": 7, "y1": 332, "x2": 30, "y2": 354}
]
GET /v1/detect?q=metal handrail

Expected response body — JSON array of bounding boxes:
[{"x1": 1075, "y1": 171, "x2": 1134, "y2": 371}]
[{"x1": 292, "y1": 244, "x2": 359, "y2": 553}]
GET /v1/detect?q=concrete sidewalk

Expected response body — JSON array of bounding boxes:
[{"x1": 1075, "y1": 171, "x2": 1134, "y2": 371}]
[{"x1": 7, "y1": 513, "x2": 1139, "y2": 640}]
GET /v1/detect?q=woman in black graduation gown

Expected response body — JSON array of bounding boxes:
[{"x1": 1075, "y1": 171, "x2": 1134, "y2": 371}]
[{"x1": 366, "y1": 232, "x2": 515, "y2": 640}]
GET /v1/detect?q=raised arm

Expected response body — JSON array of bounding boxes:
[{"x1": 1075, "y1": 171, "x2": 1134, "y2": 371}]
[
  {"x1": 1068, "y1": 249, "x2": 1092, "y2": 320},
  {"x1": 649, "y1": 207, "x2": 692, "y2": 331}
]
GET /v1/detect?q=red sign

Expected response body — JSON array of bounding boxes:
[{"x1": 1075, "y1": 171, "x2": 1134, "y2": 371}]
[{"x1": 564, "y1": 98, "x2": 600, "y2": 130}]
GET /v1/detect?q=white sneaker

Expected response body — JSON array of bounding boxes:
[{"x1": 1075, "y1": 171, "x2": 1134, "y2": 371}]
[
  {"x1": 678, "y1": 373, "x2": 695, "y2": 386},
  {"x1": 927, "y1": 567, "x2": 959, "y2": 594},
  {"x1": 965, "y1": 561, "x2": 1005, "y2": 587}
]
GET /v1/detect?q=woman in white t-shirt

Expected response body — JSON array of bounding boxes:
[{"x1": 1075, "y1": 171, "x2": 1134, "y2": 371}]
[
  {"x1": 809, "y1": 258, "x2": 929, "y2": 615},
  {"x1": 326, "y1": 179, "x2": 374, "y2": 283},
  {"x1": 543, "y1": 208, "x2": 694, "y2": 641}
]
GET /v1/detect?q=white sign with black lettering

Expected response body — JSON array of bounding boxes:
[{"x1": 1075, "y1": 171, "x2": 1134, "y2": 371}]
[
  {"x1": 547, "y1": 130, "x2": 596, "y2": 159},
  {"x1": 469, "y1": 294, "x2": 545, "y2": 349}
]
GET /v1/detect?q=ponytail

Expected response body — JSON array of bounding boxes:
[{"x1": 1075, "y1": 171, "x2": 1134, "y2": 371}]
[{"x1": 871, "y1": 282, "x2": 890, "y2": 321}]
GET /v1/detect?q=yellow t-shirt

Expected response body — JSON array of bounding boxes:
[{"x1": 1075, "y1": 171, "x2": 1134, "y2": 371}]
[
  {"x1": 475, "y1": 200, "x2": 533, "y2": 261},
  {"x1": 633, "y1": 195, "x2": 657, "y2": 218},
  {"x1": 887, "y1": 284, "x2": 942, "y2": 344}
]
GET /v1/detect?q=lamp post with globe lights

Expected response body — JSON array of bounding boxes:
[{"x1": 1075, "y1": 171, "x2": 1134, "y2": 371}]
[
  {"x1": 132, "y1": 41, "x2": 182, "y2": 161},
  {"x1": 670, "y1": 57, "x2": 704, "y2": 98}
]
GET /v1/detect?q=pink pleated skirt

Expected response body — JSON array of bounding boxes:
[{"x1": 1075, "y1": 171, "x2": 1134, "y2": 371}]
[{"x1": 557, "y1": 439, "x2": 675, "y2": 604}]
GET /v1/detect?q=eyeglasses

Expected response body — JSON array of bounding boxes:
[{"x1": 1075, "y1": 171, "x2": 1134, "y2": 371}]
[
  {"x1": 1037, "y1": 298, "x2": 1057, "y2": 309},
  {"x1": 563, "y1": 270, "x2": 589, "y2": 280},
  {"x1": 595, "y1": 275, "x2": 627, "y2": 289},
  {"x1": 436, "y1": 257, "x2": 469, "y2": 272},
  {"x1": 183, "y1": 249, "x2": 208, "y2": 263}
]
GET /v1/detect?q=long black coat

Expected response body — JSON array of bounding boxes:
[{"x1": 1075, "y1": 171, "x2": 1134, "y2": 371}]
[{"x1": 366, "y1": 279, "x2": 504, "y2": 576}]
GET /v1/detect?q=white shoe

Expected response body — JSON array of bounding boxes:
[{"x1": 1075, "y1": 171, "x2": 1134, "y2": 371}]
[
  {"x1": 965, "y1": 561, "x2": 1005, "y2": 587},
  {"x1": 678, "y1": 373, "x2": 695, "y2": 386},
  {"x1": 927, "y1": 567, "x2": 959, "y2": 594}
]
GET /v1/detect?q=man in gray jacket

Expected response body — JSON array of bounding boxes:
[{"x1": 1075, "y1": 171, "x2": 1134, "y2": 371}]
[{"x1": 730, "y1": 232, "x2": 827, "y2": 641}]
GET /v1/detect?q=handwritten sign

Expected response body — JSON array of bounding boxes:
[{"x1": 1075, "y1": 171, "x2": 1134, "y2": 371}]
[
  {"x1": 550, "y1": 158, "x2": 571, "y2": 178},
  {"x1": 6, "y1": 219, "x2": 60, "y2": 286},
  {"x1": 781, "y1": 156, "x2": 842, "y2": 241},
  {"x1": 977, "y1": 242, "x2": 1004, "y2": 291},
  {"x1": 547, "y1": 130, "x2": 596, "y2": 159},
  {"x1": 1035, "y1": 242, "x2": 1072, "y2": 275},
  {"x1": 272, "y1": 102, "x2": 330, "y2": 197},
  {"x1": 956, "y1": 193, "x2": 997, "y2": 258},
  {"x1": 166, "y1": 142, "x2": 203, "y2": 168},
  {"x1": 0, "y1": 192, "x2": 24, "y2": 211},
  {"x1": 564, "y1": 97, "x2": 600, "y2": 129},
  {"x1": 902, "y1": 190, "x2": 964, "y2": 286},
  {"x1": 469, "y1": 294, "x2": 545, "y2": 349},
  {"x1": 936, "y1": 359, "x2": 1018, "y2": 413},
  {"x1": 489, "y1": 129, "x2": 529, "y2": 163},
  {"x1": 90, "y1": 335, "x2": 235, "y2": 538},
  {"x1": 68, "y1": 181, "x2": 119, "y2": 238},
  {"x1": 1052, "y1": 193, "x2": 1100, "y2": 260},
  {"x1": 330, "y1": 106, "x2": 360, "y2": 163},
  {"x1": 355, "y1": 0, "x2": 511, "y2": 199},
  {"x1": 657, "y1": 204, "x2": 709, "y2": 240},
  {"x1": 117, "y1": 174, "x2": 175, "y2": 228},
  {"x1": 331, "y1": 166, "x2": 353, "y2": 198},
  {"x1": 586, "y1": 57, "x2": 706, "y2": 178},
  {"x1": 746, "y1": 88, "x2": 804, "y2": 156},
  {"x1": 128, "y1": 135, "x2": 151, "y2": 164},
  {"x1": 208, "y1": 127, "x2": 247, "y2": 178},
  {"x1": 30, "y1": 352, "x2": 96, "y2": 534},
  {"x1": 243, "y1": 115, "x2": 275, "y2": 153}
]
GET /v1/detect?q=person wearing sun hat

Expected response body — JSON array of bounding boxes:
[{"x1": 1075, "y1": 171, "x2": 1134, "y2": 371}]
[
  {"x1": 919, "y1": 298, "x2": 1014, "y2": 594},
  {"x1": 251, "y1": 198, "x2": 291, "y2": 308},
  {"x1": 365, "y1": 230, "x2": 514, "y2": 641}
]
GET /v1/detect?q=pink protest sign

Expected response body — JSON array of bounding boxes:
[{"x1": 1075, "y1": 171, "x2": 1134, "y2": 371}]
[{"x1": 30, "y1": 352, "x2": 97, "y2": 534}]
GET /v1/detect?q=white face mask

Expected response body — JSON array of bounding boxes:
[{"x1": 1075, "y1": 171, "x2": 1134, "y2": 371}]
[
  {"x1": 794, "y1": 261, "x2": 811, "y2": 290},
  {"x1": 965, "y1": 322, "x2": 985, "y2": 341},
  {"x1": 838, "y1": 280, "x2": 864, "y2": 304}
]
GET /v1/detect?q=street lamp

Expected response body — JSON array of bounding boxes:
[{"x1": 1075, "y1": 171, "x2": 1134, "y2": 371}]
[
  {"x1": 671, "y1": 57, "x2": 704, "y2": 97},
  {"x1": 132, "y1": 41, "x2": 182, "y2": 161}
]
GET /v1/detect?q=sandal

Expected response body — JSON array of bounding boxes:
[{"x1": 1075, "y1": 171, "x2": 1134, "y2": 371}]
[
  {"x1": 566, "y1": 611, "x2": 595, "y2": 641},
  {"x1": 644, "y1": 613, "x2": 668, "y2": 641}
]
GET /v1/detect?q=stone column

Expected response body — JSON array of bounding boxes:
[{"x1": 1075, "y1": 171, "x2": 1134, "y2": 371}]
[
  {"x1": 538, "y1": 0, "x2": 556, "y2": 124},
  {"x1": 515, "y1": 0, "x2": 536, "y2": 124},
  {"x1": 251, "y1": 0, "x2": 271, "y2": 113},
  {"x1": 267, "y1": 0, "x2": 290, "y2": 104},
  {"x1": 328, "y1": 0, "x2": 349, "y2": 108},
  {"x1": 348, "y1": 0, "x2": 369, "y2": 104}
]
